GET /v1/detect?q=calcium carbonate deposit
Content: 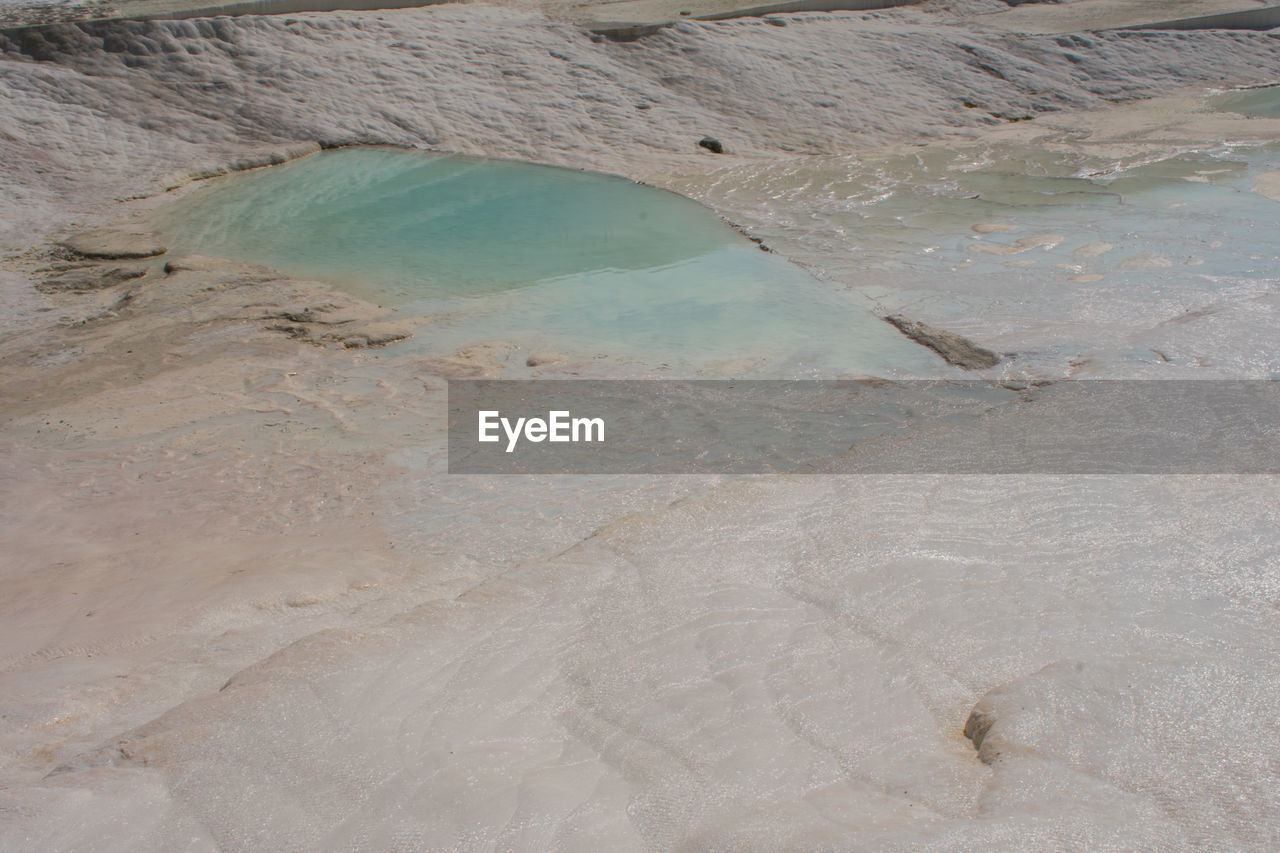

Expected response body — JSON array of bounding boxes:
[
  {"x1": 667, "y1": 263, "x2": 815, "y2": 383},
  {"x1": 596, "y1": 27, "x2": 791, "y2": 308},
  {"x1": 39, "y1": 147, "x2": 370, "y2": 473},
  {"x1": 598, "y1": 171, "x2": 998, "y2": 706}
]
[
  {"x1": 155, "y1": 147, "x2": 935, "y2": 374},
  {"x1": 1, "y1": 3, "x2": 1279, "y2": 851}
]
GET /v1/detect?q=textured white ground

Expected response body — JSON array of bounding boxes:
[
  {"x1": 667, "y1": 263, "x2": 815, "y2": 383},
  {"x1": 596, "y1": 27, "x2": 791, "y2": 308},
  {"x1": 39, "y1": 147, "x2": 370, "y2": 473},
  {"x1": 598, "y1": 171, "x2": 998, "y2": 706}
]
[{"x1": 1, "y1": 5, "x2": 1279, "y2": 851}]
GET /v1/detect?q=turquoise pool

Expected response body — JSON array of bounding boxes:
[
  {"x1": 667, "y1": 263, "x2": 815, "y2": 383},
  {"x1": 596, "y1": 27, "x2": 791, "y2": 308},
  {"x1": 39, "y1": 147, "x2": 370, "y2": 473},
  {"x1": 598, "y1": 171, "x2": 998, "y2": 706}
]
[{"x1": 157, "y1": 148, "x2": 937, "y2": 377}]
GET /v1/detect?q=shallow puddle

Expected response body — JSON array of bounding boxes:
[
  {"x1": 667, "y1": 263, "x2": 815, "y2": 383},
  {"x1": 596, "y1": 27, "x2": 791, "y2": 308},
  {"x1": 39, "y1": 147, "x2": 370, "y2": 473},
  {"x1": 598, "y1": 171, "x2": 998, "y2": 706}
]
[
  {"x1": 1212, "y1": 85, "x2": 1280, "y2": 119},
  {"x1": 157, "y1": 148, "x2": 937, "y2": 377}
]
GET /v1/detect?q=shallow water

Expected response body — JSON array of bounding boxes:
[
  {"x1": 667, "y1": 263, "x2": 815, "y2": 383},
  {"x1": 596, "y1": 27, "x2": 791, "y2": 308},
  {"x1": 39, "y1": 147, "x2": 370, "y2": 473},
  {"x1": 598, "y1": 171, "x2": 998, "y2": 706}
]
[
  {"x1": 162, "y1": 143, "x2": 1280, "y2": 379},
  {"x1": 157, "y1": 148, "x2": 937, "y2": 377},
  {"x1": 673, "y1": 141, "x2": 1280, "y2": 376},
  {"x1": 1212, "y1": 85, "x2": 1280, "y2": 119}
]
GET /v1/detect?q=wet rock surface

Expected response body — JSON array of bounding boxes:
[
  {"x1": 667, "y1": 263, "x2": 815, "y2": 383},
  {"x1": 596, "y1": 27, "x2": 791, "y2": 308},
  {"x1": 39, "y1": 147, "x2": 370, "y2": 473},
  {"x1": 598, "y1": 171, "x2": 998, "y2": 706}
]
[{"x1": 884, "y1": 314, "x2": 1001, "y2": 370}]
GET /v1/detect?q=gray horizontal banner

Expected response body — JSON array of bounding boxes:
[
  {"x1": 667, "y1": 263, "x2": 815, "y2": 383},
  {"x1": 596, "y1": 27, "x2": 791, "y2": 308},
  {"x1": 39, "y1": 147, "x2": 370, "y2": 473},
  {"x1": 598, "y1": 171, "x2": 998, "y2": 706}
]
[{"x1": 447, "y1": 380, "x2": 1279, "y2": 474}]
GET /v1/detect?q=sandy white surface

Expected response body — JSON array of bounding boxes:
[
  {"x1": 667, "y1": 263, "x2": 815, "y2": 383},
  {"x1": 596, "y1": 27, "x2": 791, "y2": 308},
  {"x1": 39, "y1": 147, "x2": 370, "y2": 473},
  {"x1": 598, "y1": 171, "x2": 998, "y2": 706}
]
[{"x1": 2, "y1": 4, "x2": 1280, "y2": 850}]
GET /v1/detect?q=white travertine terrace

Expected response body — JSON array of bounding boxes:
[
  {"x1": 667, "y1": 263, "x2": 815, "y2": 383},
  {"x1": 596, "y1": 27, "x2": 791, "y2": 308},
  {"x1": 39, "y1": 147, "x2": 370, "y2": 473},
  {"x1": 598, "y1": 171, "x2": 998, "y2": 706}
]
[{"x1": 1, "y1": 4, "x2": 1279, "y2": 850}]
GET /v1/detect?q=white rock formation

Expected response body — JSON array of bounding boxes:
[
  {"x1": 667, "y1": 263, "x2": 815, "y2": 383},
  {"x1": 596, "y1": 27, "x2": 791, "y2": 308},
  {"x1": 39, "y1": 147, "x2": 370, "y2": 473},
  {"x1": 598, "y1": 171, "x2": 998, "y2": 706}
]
[{"x1": 2, "y1": 6, "x2": 1279, "y2": 851}]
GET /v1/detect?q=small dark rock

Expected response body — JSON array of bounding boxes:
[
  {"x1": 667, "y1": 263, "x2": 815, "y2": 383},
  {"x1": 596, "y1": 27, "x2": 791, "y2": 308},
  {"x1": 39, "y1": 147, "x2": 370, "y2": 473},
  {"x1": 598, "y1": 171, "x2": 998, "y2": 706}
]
[
  {"x1": 698, "y1": 137, "x2": 724, "y2": 154},
  {"x1": 526, "y1": 351, "x2": 568, "y2": 367}
]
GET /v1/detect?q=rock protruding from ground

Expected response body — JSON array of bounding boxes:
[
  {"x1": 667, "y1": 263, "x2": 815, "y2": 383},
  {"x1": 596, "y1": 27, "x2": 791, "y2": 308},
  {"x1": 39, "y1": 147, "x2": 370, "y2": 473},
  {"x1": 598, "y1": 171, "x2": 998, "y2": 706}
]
[
  {"x1": 62, "y1": 229, "x2": 167, "y2": 260},
  {"x1": 698, "y1": 137, "x2": 724, "y2": 154},
  {"x1": 884, "y1": 314, "x2": 1001, "y2": 370},
  {"x1": 526, "y1": 351, "x2": 568, "y2": 367},
  {"x1": 339, "y1": 321, "x2": 415, "y2": 349}
]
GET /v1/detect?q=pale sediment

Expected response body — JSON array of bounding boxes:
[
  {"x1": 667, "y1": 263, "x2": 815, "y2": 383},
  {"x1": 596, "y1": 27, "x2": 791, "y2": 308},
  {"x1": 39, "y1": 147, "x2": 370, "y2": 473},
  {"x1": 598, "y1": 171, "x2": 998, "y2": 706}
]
[
  {"x1": 60, "y1": 228, "x2": 168, "y2": 260},
  {"x1": 2, "y1": 5, "x2": 1280, "y2": 851},
  {"x1": 1255, "y1": 167, "x2": 1280, "y2": 200}
]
